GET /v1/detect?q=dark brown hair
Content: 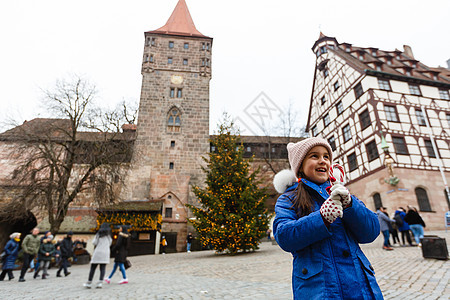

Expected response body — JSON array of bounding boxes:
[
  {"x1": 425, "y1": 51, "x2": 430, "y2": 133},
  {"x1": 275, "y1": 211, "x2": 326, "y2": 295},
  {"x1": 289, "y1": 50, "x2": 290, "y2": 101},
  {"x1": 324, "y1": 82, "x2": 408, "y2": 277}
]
[{"x1": 291, "y1": 181, "x2": 315, "y2": 217}]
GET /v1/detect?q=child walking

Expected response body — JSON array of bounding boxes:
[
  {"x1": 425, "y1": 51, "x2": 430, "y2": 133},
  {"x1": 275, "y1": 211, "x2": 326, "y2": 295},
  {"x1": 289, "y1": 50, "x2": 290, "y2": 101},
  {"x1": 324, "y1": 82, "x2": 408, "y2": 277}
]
[
  {"x1": 273, "y1": 138, "x2": 383, "y2": 299},
  {"x1": 104, "y1": 225, "x2": 130, "y2": 285},
  {"x1": 84, "y1": 223, "x2": 112, "y2": 288},
  {"x1": 35, "y1": 235, "x2": 55, "y2": 279}
]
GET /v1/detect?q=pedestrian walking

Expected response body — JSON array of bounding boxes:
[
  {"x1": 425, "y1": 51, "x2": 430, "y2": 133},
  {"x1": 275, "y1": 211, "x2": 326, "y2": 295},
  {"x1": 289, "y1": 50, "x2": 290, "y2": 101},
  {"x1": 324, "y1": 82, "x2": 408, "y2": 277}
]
[
  {"x1": 34, "y1": 231, "x2": 52, "y2": 276},
  {"x1": 0, "y1": 232, "x2": 21, "y2": 281},
  {"x1": 377, "y1": 207, "x2": 395, "y2": 250},
  {"x1": 56, "y1": 231, "x2": 74, "y2": 277},
  {"x1": 105, "y1": 225, "x2": 130, "y2": 285},
  {"x1": 405, "y1": 206, "x2": 426, "y2": 245},
  {"x1": 394, "y1": 207, "x2": 413, "y2": 246},
  {"x1": 35, "y1": 235, "x2": 55, "y2": 279},
  {"x1": 161, "y1": 236, "x2": 167, "y2": 254},
  {"x1": 186, "y1": 233, "x2": 193, "y2": 253},
  {"x1": 84, "y1": 223, "x2": 112, "y2": 289},
  {"x1": 19, "y1": 227, "x2": 40, "y2": 282},
  {"x1": 273, "y1": 138, "x2": 383, "y2": 300}
]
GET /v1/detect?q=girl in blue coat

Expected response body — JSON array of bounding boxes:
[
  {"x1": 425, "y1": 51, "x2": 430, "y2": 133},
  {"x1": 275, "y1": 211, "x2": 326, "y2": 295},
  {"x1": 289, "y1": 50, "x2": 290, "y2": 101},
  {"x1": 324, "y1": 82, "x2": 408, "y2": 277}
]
[
  {"x1": 273, "y1": 137, "x2": 383, "y2": 300},
  {"x1": 0, "y1": 232, "x2": 21, "y2": 281}
]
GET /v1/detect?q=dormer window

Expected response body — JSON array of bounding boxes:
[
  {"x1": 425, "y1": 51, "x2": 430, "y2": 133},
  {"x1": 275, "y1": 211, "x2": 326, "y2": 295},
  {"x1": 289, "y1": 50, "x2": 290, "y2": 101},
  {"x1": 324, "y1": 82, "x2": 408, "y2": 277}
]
[
  {"x1": 320, "y1": 46, "x2": 327, "y2": 54},
  {"x1": 386, "y1": 58, "x2": 392, "y2": 65},
  {"x1": 376, "y1": 64, "x2": 382, "y2": 71},
  {"x1": 371, "y1": 50, "x2": 377, "y2": 56},
  {"x1": 358, "y1": 52, "x2": 364, "y2": 60},
  {"x1": 405, "y1": 69, "x2": 411, "y2": 76}
]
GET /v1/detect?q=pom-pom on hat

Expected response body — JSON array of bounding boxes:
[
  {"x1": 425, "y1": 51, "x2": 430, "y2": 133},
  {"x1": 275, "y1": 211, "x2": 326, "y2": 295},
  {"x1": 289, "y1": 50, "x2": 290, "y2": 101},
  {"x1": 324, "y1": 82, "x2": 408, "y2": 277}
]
[{"x1": 287, "y1": 137, "x2": 333, "y2": 178}]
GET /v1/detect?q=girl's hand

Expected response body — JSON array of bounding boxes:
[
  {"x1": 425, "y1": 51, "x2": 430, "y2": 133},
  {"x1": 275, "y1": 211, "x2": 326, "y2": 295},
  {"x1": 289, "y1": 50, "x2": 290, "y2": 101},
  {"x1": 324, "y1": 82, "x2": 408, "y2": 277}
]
[
  {"x1": 320, "y1": 197, "x2": 343, "y2": 224},
  {"x1": 330, "y1": 184, "x2": 352, "y2": 208}
]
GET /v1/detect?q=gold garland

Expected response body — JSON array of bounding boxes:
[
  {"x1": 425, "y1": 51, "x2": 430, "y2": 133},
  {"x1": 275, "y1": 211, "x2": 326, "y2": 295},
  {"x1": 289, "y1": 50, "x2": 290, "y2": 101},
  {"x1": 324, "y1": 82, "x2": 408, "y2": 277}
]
[{"x1": 92, "y1": 212, "x2": 162, "y2": 232}]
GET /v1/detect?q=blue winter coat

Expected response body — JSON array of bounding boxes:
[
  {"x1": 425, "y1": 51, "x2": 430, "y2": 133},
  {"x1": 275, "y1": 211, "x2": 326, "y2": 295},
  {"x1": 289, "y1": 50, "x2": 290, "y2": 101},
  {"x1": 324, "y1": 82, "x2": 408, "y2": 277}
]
[
  {"x1": 394, "y1": 210, "x2": 410, "y2": 231},
  {"x1": 273, "y1": 179, "x2": 383, "y2": 300},
  {"x1": 2, "y1": 239, "x2": 20, "y2": 270}
]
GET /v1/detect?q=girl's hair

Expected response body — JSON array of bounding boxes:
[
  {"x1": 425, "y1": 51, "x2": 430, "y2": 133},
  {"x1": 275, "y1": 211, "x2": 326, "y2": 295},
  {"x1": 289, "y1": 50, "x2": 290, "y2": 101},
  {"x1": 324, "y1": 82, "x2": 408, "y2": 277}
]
[
  {"x1": 98, "y1": 223, "x2": 112, "y2": 237},
  {"x1": 292, "y1": 180, "x2": 315, "y2": 217}
]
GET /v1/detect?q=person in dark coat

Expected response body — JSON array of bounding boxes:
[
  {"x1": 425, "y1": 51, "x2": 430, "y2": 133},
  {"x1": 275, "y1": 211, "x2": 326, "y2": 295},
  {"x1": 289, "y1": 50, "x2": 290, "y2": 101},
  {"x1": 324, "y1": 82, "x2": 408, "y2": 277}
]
[
  {"x1": 35, "y1": 235, "x2": 55, "y2": 279},
  {"x1": 395, "y1": 207, "x2": 413, "y2": 246},
  {"x1": 0, "y1": 233, "x2": 21, "y2": 281},
  {"x1": 105, "y1": 225, "x2": 130, "y2": 285},
  {"x1": 56, "y1": 231, "x2": 73, "y2": 277},
  {"x1": 404, "y1": 206, "x2": 426, "y2": 245},
  {"x1": 273, "y1": 138, "x2": 383, "y2": 300}
]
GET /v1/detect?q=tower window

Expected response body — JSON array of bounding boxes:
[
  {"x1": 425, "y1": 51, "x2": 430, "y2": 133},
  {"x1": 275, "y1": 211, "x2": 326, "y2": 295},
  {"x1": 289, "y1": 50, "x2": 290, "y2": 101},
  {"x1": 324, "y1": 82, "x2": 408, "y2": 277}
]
[
  {"x1": 354, "y1": 83, "x2": 364, "y2": 99},
  {"x1": 342, "y1": 124, "x2": 351, "y2": 142},
  {"x1": 144, "y1": 55, "x2": 149, "y2": 62},
  {"x1": 384, "y1": 105, "x2": 399, "y2": 122},
  {"x1": 146, "y1": 37, "x2": 151, "y2": 46},
  {"x1": 328, "y1": 136, "x2": 336, "y2": 151},
  {"x1": 184, "y1": 43, "x2": 189, "y2": 49},
  {"x1": 177, "y1": 89, "x2": 182, "y2": 98},
  {"x1": 415, "y1": 109, "x2": 426, "y2": 126},
  {"x1": 202, "y1": 43, "x2": 205, "y2": 50},
  {"x1": 169, "y1": 162, "x2": 174, "y2": 169},
  {"x1": 183, "y1": 59, "x2": 188, "y2": 65},
  {"x1": 168, "y1": 108, "x2": 181, "y2": 132},
  {"x1": 201, "y1": 58, "x2": 205, "y2": 66},
  {"x1": 151, "y1": 38, "x2": 156, "y2": 46},
  {"x1": 320, "y1": 46, "x2": 327, "y2": 54},
  {"x1": 150, "y1": 55, "x2": 154, "y2": 63},
  {"x1": 206, "y1": 43, "x2": 210, "y2": 51},
  {"x1": 424, "y1": 140, "x2": 436, "y2": 158},
  {"x1": 336, "y1": 101, "x2": 344, "y2": 115},
  {"x1": 378, "y1": 78, "x2": 391, "y2": 91},
  {"x1": 439, "y1": 89, "x2": 450, "y2": 100},
  {"x1": 366, "y1": 140, "x2": 379, "y2": 161},
  {"x1": 206, "y1": 59, "x2": 210, "y2": 67},
  {"x1": 392, "y1": 136, "x2": 409, "y2": 155},
  {"x1": 168, "y1": 57, "x2": 173, "y2": 64},
  {"x1": 347, "y1": 152, "x2": 357, "y2": 172},
  {"x1": 359, "y1": 109, "x2": 371, "y2": 130},
  {"x1": 170, "y1": 141, "x2": 175, "y2": 148},
  {"x1": 409, "y1": 84, "x2": 421, "y2": 95},
  {"x1": 169, "y1": 41, "x2": 174, "y2": 49},
  {"x1": 170, "y1": 88, "x2": 175, "y2": 98}
]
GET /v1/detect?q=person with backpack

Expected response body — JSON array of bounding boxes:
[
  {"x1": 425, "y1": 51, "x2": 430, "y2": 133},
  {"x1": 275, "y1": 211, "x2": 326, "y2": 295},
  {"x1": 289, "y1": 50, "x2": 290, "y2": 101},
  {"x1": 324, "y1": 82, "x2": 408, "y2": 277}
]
[
  {"x1": 104, "y1": 225, "x2": 130, "y2": 285},
  {"x1": 394, "y1": 207, "x2": 413, "y2": 246},
  {"x1": 0, "y1": 233, "x2": 21, "y2": 281}
]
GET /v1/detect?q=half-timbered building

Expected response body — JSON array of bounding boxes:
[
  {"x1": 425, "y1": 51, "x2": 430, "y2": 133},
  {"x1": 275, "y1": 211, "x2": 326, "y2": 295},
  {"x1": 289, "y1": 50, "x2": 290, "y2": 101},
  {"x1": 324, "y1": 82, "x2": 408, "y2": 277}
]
[{"x1": 308, "y1": 33, "x2": 450, "y2": 229}]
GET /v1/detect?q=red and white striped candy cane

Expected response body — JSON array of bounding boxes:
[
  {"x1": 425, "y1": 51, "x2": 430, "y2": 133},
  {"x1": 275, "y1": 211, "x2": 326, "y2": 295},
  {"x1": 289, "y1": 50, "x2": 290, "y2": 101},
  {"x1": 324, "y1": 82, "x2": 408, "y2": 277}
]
[{"x1": 329, "y1": 163, "x2": 346, "y2": 186}]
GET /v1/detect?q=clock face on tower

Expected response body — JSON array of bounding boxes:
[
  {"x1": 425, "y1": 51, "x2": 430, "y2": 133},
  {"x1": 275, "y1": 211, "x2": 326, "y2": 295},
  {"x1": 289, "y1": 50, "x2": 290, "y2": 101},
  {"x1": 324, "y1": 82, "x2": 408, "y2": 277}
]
[{"x1": 171, "y1": 75, "x2": 183, "y2": 85}]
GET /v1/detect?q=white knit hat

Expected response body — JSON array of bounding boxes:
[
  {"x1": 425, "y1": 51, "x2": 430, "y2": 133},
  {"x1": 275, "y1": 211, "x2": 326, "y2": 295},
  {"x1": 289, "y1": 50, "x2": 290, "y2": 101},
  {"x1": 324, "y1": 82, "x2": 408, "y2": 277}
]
[
  {"x1": 287, "y1": 137, "x2": 333, "y2": 177},
  {"x1": 10, "y1": 232, "x2": 20, "y2": 239}
]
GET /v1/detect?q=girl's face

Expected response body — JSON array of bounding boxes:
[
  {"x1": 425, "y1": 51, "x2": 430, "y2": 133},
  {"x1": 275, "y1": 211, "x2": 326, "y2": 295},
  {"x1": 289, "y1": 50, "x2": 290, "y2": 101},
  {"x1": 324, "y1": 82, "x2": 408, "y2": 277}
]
[{"x1": 300, "y1": 145, "x2": 331, "y2": 184}]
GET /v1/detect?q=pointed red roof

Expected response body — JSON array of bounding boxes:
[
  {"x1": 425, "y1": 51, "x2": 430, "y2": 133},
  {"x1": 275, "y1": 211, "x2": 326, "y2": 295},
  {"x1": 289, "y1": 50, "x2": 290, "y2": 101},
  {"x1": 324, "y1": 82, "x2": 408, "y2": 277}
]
[{"x1": 148, "y1": 0, "x2": 207, "y2": 38}]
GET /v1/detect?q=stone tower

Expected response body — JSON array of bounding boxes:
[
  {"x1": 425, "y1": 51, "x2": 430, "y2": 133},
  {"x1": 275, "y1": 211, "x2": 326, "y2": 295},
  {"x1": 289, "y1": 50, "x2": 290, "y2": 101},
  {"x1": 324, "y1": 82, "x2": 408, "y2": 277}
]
[{"x1": 122, "y1": 0, "x2": 212, "y2": 251}]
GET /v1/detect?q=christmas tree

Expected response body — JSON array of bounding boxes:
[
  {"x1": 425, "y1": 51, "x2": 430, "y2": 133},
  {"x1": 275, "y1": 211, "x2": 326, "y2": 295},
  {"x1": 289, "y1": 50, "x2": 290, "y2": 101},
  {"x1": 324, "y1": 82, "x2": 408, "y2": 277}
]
[{"x1": 187, "y1": 119, "x2": 269, "y2": 254}]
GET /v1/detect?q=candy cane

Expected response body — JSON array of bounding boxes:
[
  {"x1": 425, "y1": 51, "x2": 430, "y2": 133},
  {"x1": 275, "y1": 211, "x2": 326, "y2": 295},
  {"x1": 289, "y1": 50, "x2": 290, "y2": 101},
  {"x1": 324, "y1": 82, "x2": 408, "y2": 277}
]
[{"x1": 329, "y1": 163, "x2": 346, "y2": 186}]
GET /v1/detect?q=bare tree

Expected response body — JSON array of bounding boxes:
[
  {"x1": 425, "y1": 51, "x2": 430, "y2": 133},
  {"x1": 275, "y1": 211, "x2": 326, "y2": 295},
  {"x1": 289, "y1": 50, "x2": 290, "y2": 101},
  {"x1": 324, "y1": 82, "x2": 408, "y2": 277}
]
[{"x1": 0, "y1": 75, "x2": 136, "y2": 234}]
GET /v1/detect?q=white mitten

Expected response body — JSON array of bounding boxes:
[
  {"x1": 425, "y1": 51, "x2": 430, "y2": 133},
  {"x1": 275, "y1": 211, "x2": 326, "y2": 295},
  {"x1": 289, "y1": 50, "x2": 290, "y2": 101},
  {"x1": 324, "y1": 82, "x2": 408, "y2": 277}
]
[
  {"x1": 330, "y1": 184, "x2": 352, "y2": 208},
  {"x1": 320, "y1": 197, "x2": 343, "y2": 224}
]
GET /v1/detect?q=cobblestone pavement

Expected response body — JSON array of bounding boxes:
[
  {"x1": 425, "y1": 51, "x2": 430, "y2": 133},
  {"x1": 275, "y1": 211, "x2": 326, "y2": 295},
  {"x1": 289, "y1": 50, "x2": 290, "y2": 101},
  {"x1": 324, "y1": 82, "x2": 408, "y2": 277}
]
[{"x1": 1, "y1": 231, "x2": 449, "y2": 299}]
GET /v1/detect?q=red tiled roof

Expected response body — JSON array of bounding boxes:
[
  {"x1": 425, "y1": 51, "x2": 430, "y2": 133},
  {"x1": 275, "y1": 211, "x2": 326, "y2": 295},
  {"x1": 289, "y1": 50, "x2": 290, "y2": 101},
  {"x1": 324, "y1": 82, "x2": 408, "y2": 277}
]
[{"x1": 147, "y1": 0, "x2": 208, "y2": 38}]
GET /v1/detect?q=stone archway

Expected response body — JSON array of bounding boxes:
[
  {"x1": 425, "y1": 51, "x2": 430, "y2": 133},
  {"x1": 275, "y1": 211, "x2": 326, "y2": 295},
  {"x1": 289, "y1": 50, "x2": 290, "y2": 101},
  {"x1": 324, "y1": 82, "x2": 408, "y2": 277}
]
[{"x1": 0, "y1": 210, "x2": 37, "y2": 250}]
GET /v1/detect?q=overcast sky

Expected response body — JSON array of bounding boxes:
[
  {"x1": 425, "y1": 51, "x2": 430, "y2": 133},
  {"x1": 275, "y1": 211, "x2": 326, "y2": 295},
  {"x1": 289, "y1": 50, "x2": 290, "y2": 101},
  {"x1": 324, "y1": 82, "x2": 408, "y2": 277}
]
[{"x1": 1, "y1": 0, "x2": 449, "y2": 135}]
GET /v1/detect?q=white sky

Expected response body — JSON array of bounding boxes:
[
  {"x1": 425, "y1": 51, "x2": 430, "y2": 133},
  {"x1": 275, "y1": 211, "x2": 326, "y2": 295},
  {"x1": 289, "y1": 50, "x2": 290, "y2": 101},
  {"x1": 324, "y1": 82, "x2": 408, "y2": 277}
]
[{"x1": 1, "y1": 0, "x2": 449, "y2": 134}]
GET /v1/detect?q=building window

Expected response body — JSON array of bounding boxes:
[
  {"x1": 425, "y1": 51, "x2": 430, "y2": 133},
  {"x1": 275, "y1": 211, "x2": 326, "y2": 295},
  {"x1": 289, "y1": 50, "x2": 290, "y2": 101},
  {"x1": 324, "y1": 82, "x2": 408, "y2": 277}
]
[
  {"x1": 184, "y1": 43, "x2": 189, "y2": 49},
  {"x1": 323, "y1": 69, "x2": 329, "y2": 78},
  {"x1": 312, "y1": 125, "x2": 318, "y2": 137},
  {"x1": 424, "y1": 140, "x2": 436, "y2": 158},
  {"x1": 328, "y1": 136, "x2": 336, "y2": 151},
  {"x1": 170, "y1": 140, "x2": 175, "y2": 148},
  {"x1": 183, "y1": 58, "x2": 188, "y2": 65},
  {"x1": 384, "y1": 105, "x2": 399, "y2": 122},
  {"x1": 168, "y1": 57, "x2": 173, "y2": 64},
  {"x1": 206, "y1": 43, "x2": 210, "y2": 51},
  {"x1": 165, "y1": 207, "x2": 173, "y2": 218},
  {"x1": 202, "y1": 42, "x2": 205, "y2": 50},
  {"x1": 359, "y1": 109, "x2": 371, "y2": 130},
  {"x1": 347, "y1": 152, "x2": 357, "y2": 171},
  {"x1": 415, "y1": 187, "x2": 432, "y2": 212},
  {"x1": 323, "y1": 114, "x2": 330, "y2": 127},
  {"x1": 321, "y1": 96, "x2": 326, "y2": 105},
  {"x1": 144, "y1": 54, "x2": 149, "y2": 62},
  {"x1": 415, "y1": 109, "x2": 426, "y2": 126},
  {"x1": 206, "y1": 59, "x2": 210, "y2": 67},
  {"x1": 336, "y1": 101, "x2": 344, "y2": 115},
  {"x1": 151, "y1": 38, "x2": 156, "y2": 46},
  {"x1": 169, "y1": 41, "x2": 174, "y2": 49},
  {"x1": 386, "y1": 59, "x2": 392, "y2": 65},
  {"x1": 392, "y1": 136, "x2": 408, "y2": 155},
  {"x1": 342, "y1": 124, "x2": 351, "y2": 142},
  {"x1": 272, "y1": 147, "x2": 276, "y2": 153},
  {"x1": 409, "y1": 84, "x2": 421, "y2": 96},
  {"x1": 211, "y1": 146, "x2": 216, "y2": 152},
  {"x1": 334, "y1": 81, "x2": 340, "y2": 91},
  {"x1": 150, "y1": 55, "x2": 154, "y2": 63},
  {"x1": 376, "y1": 65, "x2": 382, "y2": 71},
  {"x1": 354, "y1": 83, "x2": 364, "y2": 99},
  {"x1": 373, "y1": 193, "x2": 382, "y2": 210},
  {"x1": 366, "y1": 140, "x2": 379, "y2": 161},
  {"x1": 378, "y1": 78, "x2": 391, "y2": 91},
  {"x1": 405, "y1": 69, "x2": 412, "y2": 76},
  {"x1": 170, "y1": 88, "x2": 175, "y2": 98},
  {"x1": 177, "y1": 89, "x2": 182, "y2": 98},
  {"x1": 320, "y1": 46, "x2": 327, "y2": 54},
  {"x1": 439, "y1": 89, "x2": 450, "y2": 100},
  {"x1": 167, "y1": 107, "x2": 181, "y2": 132},
  {"x1": 169, "y1": 162, "x2": 174, "y2": 169},
  {"x1": 246, "y1": 146, "x2": 251, "y2": 152}
]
